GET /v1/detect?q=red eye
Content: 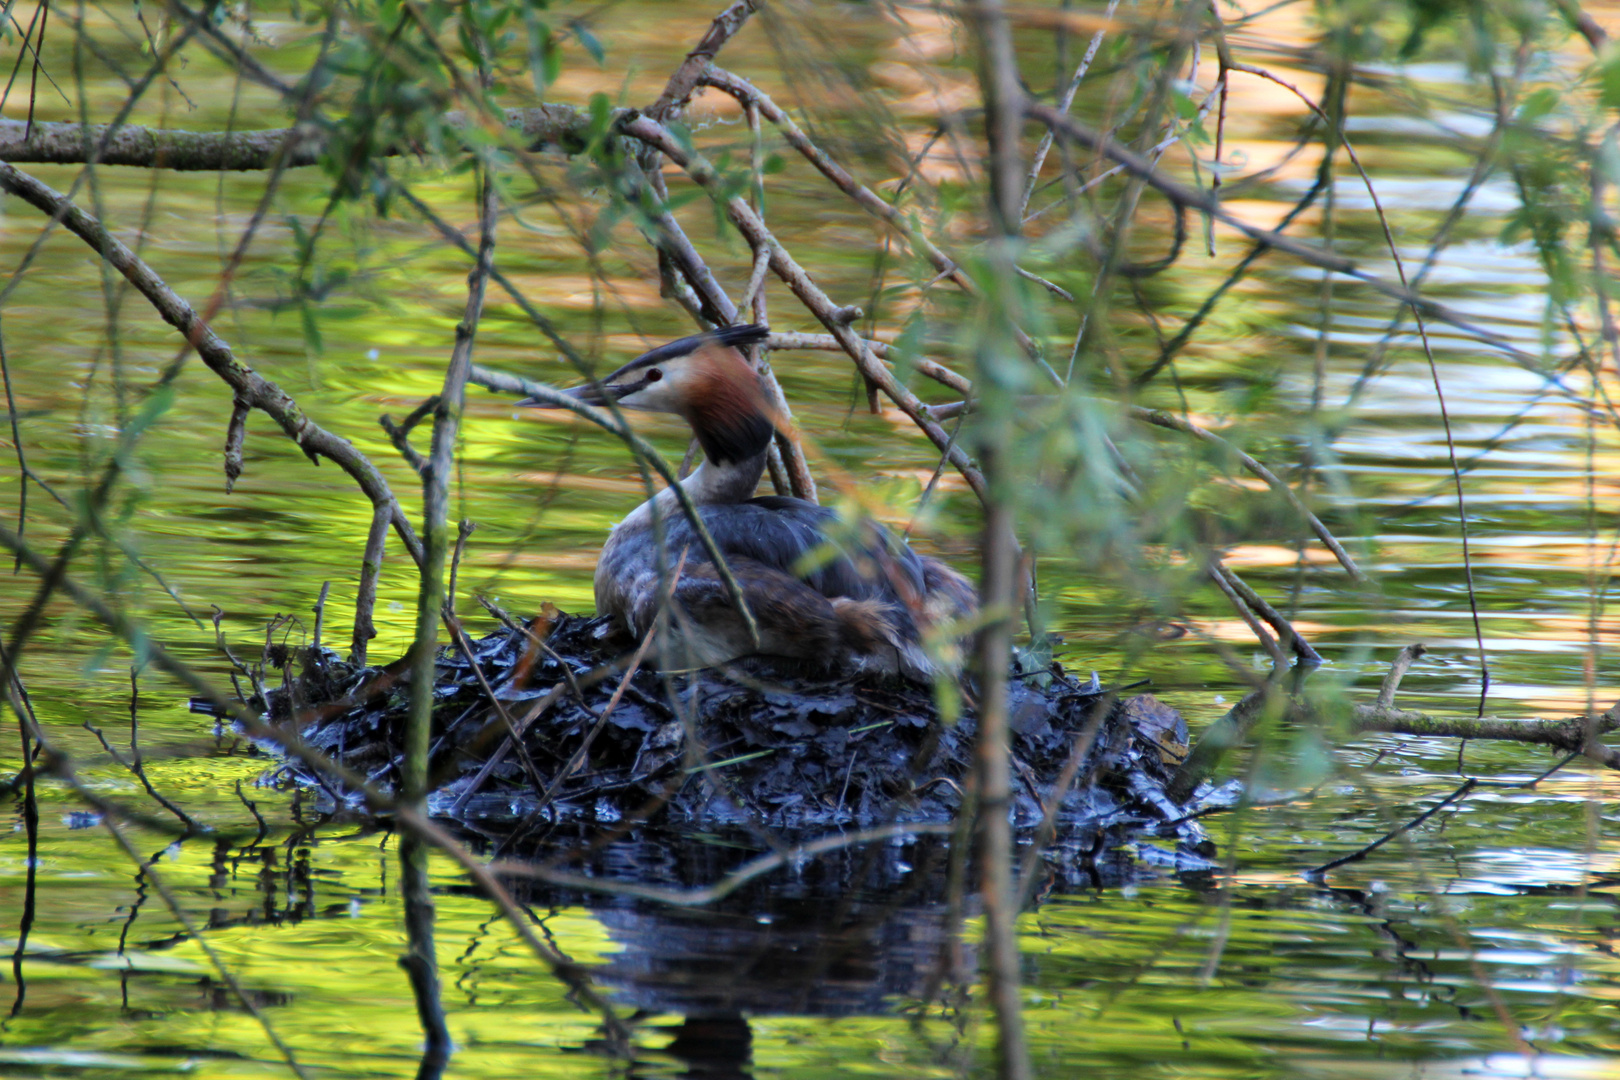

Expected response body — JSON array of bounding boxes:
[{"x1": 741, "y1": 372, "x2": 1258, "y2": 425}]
[{"x1": 645, "y1": 368, "x2": 662, "y2": 382}]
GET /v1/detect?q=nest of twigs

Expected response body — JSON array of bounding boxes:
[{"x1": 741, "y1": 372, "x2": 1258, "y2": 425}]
[{"x1": 246, "y1": 606, "x2": 1212, "y2": 862}]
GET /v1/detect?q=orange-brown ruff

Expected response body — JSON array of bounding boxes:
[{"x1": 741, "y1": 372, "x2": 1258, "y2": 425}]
[{"x1": 524, "y1": 324, "x2": 976, "y2": 679}]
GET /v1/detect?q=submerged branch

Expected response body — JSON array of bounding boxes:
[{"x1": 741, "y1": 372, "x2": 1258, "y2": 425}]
[
  {"x1": 1351, "y1": 703, "x2": 1620, "y2": 761},
  {"x1": 1350, "y1": 643, "x2": 1618, "y2": 762},
  {"x1": 1173, "y1": 642, "x2": 1620, "y2": 800},
  {"x1": 1169, "y1": 686, "x2": 1281, "y2": 803},
  {"x1": 1310, "y1": 779, "x2": 1478, "y2": 875}
]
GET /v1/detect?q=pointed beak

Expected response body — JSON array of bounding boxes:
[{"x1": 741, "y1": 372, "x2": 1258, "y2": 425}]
[
  {"x1": 514, "y1": 381, "x2": 621, "y2": 408},
  {"x1": 516, "y1": 362, "x2": 664, "y2": 409}
]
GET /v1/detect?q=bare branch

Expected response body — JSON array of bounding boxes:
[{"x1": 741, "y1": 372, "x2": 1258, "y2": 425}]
[
  {"x1": 765, "y1": 331, "x2": 975, "y2": 396},
  {"x1": 971, "y1": 2, "x2": 1034, "y2": 1074},
  {"x1": 0, "y1": 161, "x2": 424, "y2": 566},
  {"x1": 1215, "y1": 564, "x2": 1322, "y2": 665},
  {"x1": 1129, "y1": 406, "x2": 1368, "y2": 583},
  {"x1": 352, "y1": 504, "x2": 391, "y2": 666},
  {"x1": 1207, "y1": 560, "x2": 1287, "y2": 671},
  {"x1": 0, "y1": 520, "x2": 628, "y2": 1040},
  {"x1": 646, "y1": 0, "x2": 761, "y2": 121},
  {"x1": 618, "y1": 113, "x2": 991, "y2": 505},
  {"x1": 1376, "y1": 643, "x2": 1428, "y2": 709},
  {"x1": 0, "y1": 105, "x2": 595, "y2": 169},
  {"x1": 466, "y1": 365, "x2": 763, "y2": 648},
  {"x1": 222, "y1": 395, "x2": 249, "y2": 493},
  {"x1": 1351, "y1": 703, "x2": 1620, "y2": 762}
]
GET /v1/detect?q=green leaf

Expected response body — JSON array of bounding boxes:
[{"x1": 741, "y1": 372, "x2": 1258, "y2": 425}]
[
  {"x1": 1169, "y1": 84, "x2": 1199, "y2": 120},
  {"x1": 667, "y1": 121, "x2": 697, "y2": 158},
  {"x1": 663, "y1": 188, "x2": 701, "y2": 213},
  {"x1": 1601, "y1": 45, "x2": 1620, "y2": 108},
  {"x1": 124, "y1": 383, "x2": 176, "y2": 442},
  {"x1": 587, "y1": 91, "x2": 614, "y2": 137},
  {"x1": 524, "y1": 11, "x2": 553, "y2": 94},
  {"x1": 572, "y1": 19, "x2": 604, "y2": 65},
  {"x1": 299, "y1": 301, "x2": 324, "y2": 356},
  {"x1": 1518, "y1": 86, "x2": 1558, "y2": 124},
  {"x1": 543, "y1": 35, "x2": 563, "y2": 84}
]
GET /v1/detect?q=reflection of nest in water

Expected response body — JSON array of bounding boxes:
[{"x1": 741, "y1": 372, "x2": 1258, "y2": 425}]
[{"x1": 260, "y1": 609, "x2": 1214, "y2": 867}]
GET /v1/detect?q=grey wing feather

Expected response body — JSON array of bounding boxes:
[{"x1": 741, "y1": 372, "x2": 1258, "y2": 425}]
[{"x1": 653, "y1": 498, "x2": 929, "y2": 607}]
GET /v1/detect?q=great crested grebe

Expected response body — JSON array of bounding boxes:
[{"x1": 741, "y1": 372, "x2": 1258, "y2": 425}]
[{"x1": 522, "y1": 324, "x2": 976, "y2": 679}]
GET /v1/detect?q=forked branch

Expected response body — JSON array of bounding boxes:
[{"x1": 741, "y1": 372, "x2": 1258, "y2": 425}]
[{"x1": 0, "y1": 150, "x2": 438, "y2": 671}]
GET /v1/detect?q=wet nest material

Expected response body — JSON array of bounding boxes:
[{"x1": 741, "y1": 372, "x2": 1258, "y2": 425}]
[{"x1": 258, "y1": 610, "x2": 1212, "y2": 861}]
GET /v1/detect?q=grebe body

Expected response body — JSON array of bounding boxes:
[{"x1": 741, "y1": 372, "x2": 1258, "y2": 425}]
[{"x1": 524, "y1": 324, "x2": 975, "y2": 679}]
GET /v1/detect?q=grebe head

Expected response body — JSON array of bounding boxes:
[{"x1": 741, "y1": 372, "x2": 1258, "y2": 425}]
[{"x1": 523, "y1": 324, "x2": 775, "y2": 465}]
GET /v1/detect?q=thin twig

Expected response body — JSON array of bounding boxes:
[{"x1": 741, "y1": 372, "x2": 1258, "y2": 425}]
[
  {"x1": 1018, "y1": 0, "x2": 1120, "y2": 218},
  {"x1": 533, "y1": 549, "x2": 685, "y2": 814},
  {"x1": 466, "y1": 367, "x2": 763, "y2": 648},
  {"x1": 1130, "y1": 406, "x2": 1367, "y2": 583},
  {"x1": 1020, "y1": 100, "x2": 1601, "y2": 405},
  {"x1": 0, "y1": 520, "x2": 627, "y2": 1039},
  {"x1": 0, "y1": 162, "x2": 425, "y2": 566},
  {"x1": 444, "y1": 614, "x2": 548, "y2": 793},
  {"x1": 1311, "y1": 780, "x2": 1478, "y2": 875}
]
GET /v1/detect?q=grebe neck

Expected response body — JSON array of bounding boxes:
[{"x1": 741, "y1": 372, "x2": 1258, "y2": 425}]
[
  {"x1": 621, "y1": 448, "x2": 768, "y2": 532},
  {"x1": 682, "y1": 449, "x2": 768, "y2": 505}
]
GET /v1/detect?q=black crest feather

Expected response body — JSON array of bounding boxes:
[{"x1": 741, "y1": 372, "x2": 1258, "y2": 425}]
[
  {"x1": 696, "y1": 409, "x2": 775, "y2": 466},
  {"x1": 623, "y1": 323, "x2": 769, "y2": 374}
]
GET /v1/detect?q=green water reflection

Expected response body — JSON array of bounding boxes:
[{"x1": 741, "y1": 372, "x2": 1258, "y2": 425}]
[{"x1": 7, "y1": 752, "x2": 1620, "y2": 1078}]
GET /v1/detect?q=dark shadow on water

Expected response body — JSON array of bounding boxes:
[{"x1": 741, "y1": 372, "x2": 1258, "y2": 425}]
[
  {"x1": 645, "y1": 1014, "x2": 753, "y2": 1080},
  {"x1": 41, "y1": 812, "x2": 1203, "y2": 1077},
  {"x1": 470, "y1": 826, "x2": 1181, "y2": 1074}
]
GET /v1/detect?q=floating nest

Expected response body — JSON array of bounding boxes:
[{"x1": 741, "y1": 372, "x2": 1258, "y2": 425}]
[{"x1": 249, "y1": 608, "x2": 1214, "y2": 868}]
